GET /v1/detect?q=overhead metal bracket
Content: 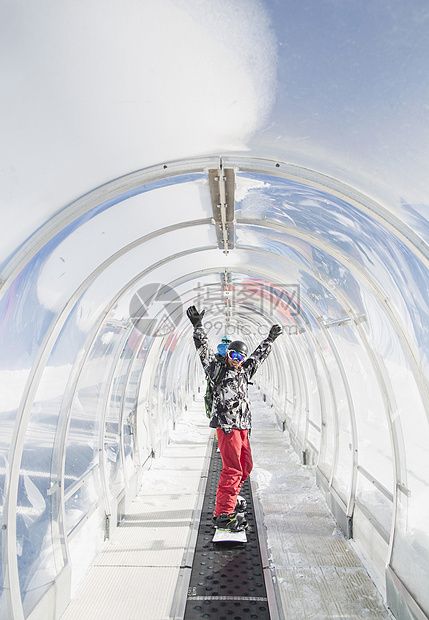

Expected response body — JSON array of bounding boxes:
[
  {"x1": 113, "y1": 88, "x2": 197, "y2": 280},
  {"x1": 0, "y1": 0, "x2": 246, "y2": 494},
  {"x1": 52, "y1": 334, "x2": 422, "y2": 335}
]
[
  {"x1": 319, "y1": 315, "x2": 352, "y2": 329},
  {"x1": 320, "y1": 313, "x2": 366, "y2": 329},
  {"x1": 208, "y1": 159, "x2": 235, "y2": 254}
]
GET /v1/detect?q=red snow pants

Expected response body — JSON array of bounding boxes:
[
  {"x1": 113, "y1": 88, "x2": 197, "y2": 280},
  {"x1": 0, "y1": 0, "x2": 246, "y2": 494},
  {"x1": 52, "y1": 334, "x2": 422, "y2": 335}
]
[{"x1": 214, "y1": 428, "x2": 253, "y2": 516}]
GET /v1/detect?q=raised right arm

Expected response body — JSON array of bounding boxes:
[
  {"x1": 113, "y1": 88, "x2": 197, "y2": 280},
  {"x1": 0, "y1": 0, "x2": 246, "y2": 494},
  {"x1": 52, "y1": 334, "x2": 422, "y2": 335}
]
[{"x1": 187, "y1": 306, "x2": 216, "y2": 373}]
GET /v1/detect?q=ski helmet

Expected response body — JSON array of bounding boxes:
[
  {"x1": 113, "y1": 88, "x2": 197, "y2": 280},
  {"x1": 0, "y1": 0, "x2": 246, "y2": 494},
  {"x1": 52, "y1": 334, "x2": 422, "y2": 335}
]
[
  {"x1": 217, "y1": 335, "x2": 232, "y2": 356},
  {"x1": 227, "y1": 340, "x2": 248, "y2": 356},
  {"x1": 217, "y1": 343, "x2": 228, "y2": 356}
]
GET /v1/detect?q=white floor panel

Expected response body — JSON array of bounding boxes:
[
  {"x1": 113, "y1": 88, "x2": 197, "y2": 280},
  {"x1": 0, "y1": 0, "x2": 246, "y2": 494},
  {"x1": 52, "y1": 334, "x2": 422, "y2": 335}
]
[
  {"x1": 125, "y1": 494, "x2": 196, "y2": 519},
  {"x1": 96, "y1": 519, "x2": 191, "y2": 567},
  {"x1": 139, "y1": 471, "x2": 204, "y2": 495},
  {"x1": 61, "y1": 566, "x2": 180, "y2": 620}
]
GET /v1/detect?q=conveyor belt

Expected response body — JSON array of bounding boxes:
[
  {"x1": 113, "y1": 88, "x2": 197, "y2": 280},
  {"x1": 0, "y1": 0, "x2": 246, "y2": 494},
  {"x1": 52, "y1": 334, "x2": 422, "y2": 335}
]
[{"x1": 184, "y1": 440, "x2": 271, "y2": 620}]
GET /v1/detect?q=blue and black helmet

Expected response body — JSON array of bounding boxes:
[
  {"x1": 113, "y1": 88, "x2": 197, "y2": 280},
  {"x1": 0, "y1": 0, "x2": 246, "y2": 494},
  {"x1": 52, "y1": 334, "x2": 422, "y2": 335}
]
[{"x1": 227, "y1": 340, "x2": 248, "y2": 356}]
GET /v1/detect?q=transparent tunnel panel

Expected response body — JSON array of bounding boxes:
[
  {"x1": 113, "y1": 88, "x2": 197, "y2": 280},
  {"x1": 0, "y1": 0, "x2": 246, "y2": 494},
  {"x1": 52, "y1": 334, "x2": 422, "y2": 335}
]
[
  {"x1": 149, "y1": 350, "x2": 167, "y2": 451},
  {"x1": 104, "y1": 329, "x2": 133, "y2": 499},
  {"x1": 300, "y1": 336, "x2": 322, "y2": 459},
  {"x1": 235, "y1": 173, "x2": 428, "y2": 347},
  {"x1": 15, "y1": 330, "x2": 81, "y2": 614},
  {"x1": 64, "y1": 363, "x2": 101, "y2": 498},
  {"x1": 32, "y1": 174, "x2": 211, "y2": 317},
  {"x1": 389, "y1": 355, "x2": 429, "y2": 612},
  {"x1": 269, "y1": 335, "x2": 292, "y2": 427},
  {"x1": 324, "y1": 338, "x2": 353, "y2": 504},
  {"x1": 287, "y1": 341, "x2": 307, "y2": 447},
  {"x1": 330, "y1": 322, "x2": 393, "y2": 491},
  {"x1": 312, "y1": 328, "x2": 335, "y2": 481},
  {"x1": 0, "y1": 257, "x2": 61, "y2": 614},
  {"x1": 157, "y1": 331, "x2": 181, "y2": 430},
  {"x1": 132, "y1": 334, "x2": 155, "y2": 469},
  {"x1": 355, "y1": 281, "x2": 429, "y2": 606},
  {"x1": 17, "y1": 440, "x2": 58, "y2": 616},
  {"x1": 63, "y1": 321, "x2": 126, "y2": 536},
  {"x1": 120, "y1": 331, "x2": 145, "y2": 478}
]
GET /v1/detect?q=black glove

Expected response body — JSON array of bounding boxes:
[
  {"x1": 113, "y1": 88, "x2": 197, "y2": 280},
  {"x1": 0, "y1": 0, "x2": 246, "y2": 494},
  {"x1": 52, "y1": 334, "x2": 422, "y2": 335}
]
[
  {"x1": 187, "y1": 305, "x2": 205, "y2": 327},
  {"x1": 267, "y1": 324, "x2": 282, "y2": 342}
]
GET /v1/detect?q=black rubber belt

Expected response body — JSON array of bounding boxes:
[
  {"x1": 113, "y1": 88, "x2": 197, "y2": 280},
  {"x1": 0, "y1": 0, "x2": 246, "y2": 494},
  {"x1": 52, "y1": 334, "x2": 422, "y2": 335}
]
[{"x1": 184, "y1": 440, "x2": 271, "y2": 620}]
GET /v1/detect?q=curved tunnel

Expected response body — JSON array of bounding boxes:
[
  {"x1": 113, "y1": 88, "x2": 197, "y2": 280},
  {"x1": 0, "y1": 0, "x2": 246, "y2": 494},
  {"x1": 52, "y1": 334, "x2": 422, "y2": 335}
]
[{"x1": 1, "y1": 2, "x2": 429, "y2": 620}]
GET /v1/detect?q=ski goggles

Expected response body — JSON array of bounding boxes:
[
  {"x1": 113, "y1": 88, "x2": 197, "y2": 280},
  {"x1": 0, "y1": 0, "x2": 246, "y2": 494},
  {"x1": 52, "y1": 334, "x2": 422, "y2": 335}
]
[{"x1": 227, "y1": 349, "x2": 246, "y2": 362}]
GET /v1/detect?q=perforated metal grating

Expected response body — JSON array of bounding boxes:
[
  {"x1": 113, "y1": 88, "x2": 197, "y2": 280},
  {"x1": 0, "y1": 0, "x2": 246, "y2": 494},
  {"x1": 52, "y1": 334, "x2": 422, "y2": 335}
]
[{"x1": 184, "y1": 441, "x2": 271, "y2": 620}]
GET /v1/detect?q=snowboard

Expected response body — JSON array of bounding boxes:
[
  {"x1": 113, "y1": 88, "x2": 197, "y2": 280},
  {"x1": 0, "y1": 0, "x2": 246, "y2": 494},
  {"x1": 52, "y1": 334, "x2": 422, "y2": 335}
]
[{"x1": 213, "y1": 528, "x2": 247, "y2": 543}]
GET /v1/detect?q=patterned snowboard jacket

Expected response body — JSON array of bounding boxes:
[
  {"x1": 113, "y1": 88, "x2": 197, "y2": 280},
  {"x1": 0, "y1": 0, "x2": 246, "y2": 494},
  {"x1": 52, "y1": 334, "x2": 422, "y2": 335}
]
[{"x1": 192, "y1": 325, "x2": 273, "y2": 434}]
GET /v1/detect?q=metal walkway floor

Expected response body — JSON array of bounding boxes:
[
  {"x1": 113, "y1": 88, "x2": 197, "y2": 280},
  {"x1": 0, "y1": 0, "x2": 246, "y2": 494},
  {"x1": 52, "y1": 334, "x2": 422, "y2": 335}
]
[{"x1": 60, "y1": 393, "x2": 394, "y2": 620}]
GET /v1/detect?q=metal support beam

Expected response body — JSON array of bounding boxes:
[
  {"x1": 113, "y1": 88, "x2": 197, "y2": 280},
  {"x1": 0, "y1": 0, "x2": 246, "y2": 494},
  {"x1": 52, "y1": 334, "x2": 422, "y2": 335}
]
[
  {"x1": 208, "y1": 159, "x2": 235, "y2": 254},
  {"x1": 220, "y1": 270, "x2": 232, "y2": 331}
]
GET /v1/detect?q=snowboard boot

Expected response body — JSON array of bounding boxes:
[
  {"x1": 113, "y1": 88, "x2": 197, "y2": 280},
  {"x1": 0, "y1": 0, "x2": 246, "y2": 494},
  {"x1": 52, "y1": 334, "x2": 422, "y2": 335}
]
[
  {"x1": 235, "y1": 495, "x2": 247, "y2": 513},
  {"x1": 213, "y1": 512, "x2": 246, "y2": 532},
  {"x1": 235, "y1": 495, "x2": 248, "y2": 529}
]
